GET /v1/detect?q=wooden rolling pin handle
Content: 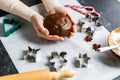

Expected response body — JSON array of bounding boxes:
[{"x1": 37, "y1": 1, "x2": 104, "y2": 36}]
[
  {"x1": 50, "y1": 69, "x2": 76, "y2": 80},
  {"x1": 0, "y1": 69, "x2": 50, "y2": 80},
  {"x1": 0, "y1": 69, "x2": 76, "y2": 80}
]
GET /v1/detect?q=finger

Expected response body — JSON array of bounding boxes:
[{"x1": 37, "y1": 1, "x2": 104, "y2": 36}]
[
  {"x1": 71, "y1": 25, "x2": 76, "y2": 33},
  {"x1": 70, "y1": 32, "x2": 75, "y2": 36},
  {"x1": 33, "y1": 25, "x2": 48, "y2": 38},
  {"x1": 46, "y1": 35, "x2": 64, "y2": 41},
  {"x1": 41, "y1": 34, "x2": 64, "y2": 41},
  {"x1": 66, "y1": 13, "x2": 76, "y2": 25},
  {"x1": 39, "y1": 25, "x2": 49, "y2": 35},
  {"x1": 59, "y1": 37, "x2": 64, "y2": 40},
  {"x1": 36, "y1": 28, "x2": 64, "y2": 41},
  {"x1": 67, "y1": 32, "x2": 75, "y2": 39},
  {"x1": 35, "y1": 23, "x2": 49, "y2": 35},
  {"x1": 49, "y1": 9, "x2": 56, "y2": 14},
  {"x1": 37, "y1": 28, "x2": 64, "y2": 41},
  {"x1": 54, "y1": 7, "x2": 66, "y2": 14}
]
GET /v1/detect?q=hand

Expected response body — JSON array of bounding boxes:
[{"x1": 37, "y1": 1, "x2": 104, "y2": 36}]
[
  {"x1": 30, "y1": 13, "x2": 64, "y2": 40},
  {"x1": 49, "y1": 6, "x2": 76, "y2": 38}
]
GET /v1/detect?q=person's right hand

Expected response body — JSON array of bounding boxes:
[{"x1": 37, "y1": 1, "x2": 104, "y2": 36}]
[
  {"x1": 49, "y1": 6, "x2": 76, "y2": 38},
  {"x1": 30, "y1": 13, "x2": 64, "y2": 41}
]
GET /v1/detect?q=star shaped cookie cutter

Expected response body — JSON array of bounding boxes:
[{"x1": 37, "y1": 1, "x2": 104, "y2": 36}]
[
  {"x1": 2, "y1": 18, "x2": 21, "y2": 37},
  {"x1": 75, "y1": 53, "x2": 91, "y2": 68},
  {"x1": 49, "y1": 51, "x2": 67, "y2": 72},
  {"x1": 24, "y1": 46, "x2": 40, "y2": 62}
]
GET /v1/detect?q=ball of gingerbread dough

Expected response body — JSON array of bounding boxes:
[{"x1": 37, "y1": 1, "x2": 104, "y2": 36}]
[{"x1": 43, "y1": 13, "x2": 72, "y2": 37}]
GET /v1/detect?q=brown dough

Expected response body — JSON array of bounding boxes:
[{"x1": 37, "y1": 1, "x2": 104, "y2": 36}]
[{"x1": 43, "y1": 13, "x2": 72, "y2": 37}]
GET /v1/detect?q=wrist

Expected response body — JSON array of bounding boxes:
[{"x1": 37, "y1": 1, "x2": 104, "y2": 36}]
[
  {"x1": 49, "y1": 6, "x2": 67, "y2": 14},
  {"x1": 41, "y1": 0, "x2": 62, "y2": 13},
  {"x1": 30, "y1": 13, "x2": 44, "y2": 25}
]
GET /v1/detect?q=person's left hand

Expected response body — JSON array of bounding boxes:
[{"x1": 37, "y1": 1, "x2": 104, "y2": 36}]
[
  {"x1": 49, "y1": 6, "x2": 76, "y2": 38},
  {"x1": 30, "y1": 13, "x2": 64, "y2": 41}
]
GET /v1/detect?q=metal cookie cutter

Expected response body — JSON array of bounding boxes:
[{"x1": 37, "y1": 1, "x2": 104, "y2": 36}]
[
  {"x1": 2, "y1": 18, "x2": 21, "y2": 37},
  {"x1": 77, "y1": 20, "x2": 85, "y2": 32},
  {"x1": 85, "y1": 27, "x2": 93, "y2": 36},
  {"x1": 24, "y1": 46, "x2": 40, "y2": 62},
  {"x1": 75, "y1": 53, "x2": 91, "y2": 68},
  {"x1": 49, "y1": 51, "x2": 67, "y2": 72},
  {"x1": 84, "y1": 25, "x2": 102, "y2": 42}
]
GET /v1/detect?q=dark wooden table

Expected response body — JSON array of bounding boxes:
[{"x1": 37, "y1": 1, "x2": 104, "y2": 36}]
[{"x1": 78, "y1": 0, "x2": 120, "y2": 32}]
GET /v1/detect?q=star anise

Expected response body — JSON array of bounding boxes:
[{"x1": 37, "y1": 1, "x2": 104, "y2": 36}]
[
  {"x1": 85, "y1": 35, "x2": 93, "y2": 42},
  {"x1": 93, "y1": 43, "x2": 101, "y2": 51}
]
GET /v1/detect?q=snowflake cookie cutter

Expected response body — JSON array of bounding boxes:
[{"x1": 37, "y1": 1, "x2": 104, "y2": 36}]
[
  {"x1": 24, "y1": 46, "x2": 40, "y2": 62},
  {"x1": 49, "y1": 51, "x2": 67, "y2": 72},
  {"x1": 74, "y1": 53, "x2": 91, "y2": 68},
  {"x1": 2, "y1": 18, "x2": 21, "y2": 37}
]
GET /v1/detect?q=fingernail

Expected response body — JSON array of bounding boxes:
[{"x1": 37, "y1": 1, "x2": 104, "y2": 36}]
[
  {"x1": 59, "y1": 37, "x2": 64, "y2": 40},
  {"x1": 71, "y1": 33, "x2": 74, "y2": 36}
]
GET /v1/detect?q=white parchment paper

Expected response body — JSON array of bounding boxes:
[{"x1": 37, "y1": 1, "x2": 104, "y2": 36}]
[{"x1": 1, "y1": 0, "x2": 120, "y2": 80}]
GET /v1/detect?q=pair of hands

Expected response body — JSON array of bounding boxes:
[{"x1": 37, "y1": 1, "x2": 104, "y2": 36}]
[{"x1": 30, "y1": 7, "x2": 76, "y2": 41}]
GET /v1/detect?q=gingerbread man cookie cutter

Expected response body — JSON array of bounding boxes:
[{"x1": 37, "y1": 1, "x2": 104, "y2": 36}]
[{"x1": 49, "y1": 51, "x2": 67, "y2": 72}]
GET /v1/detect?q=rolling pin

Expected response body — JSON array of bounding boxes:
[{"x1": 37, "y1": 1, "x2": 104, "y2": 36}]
[{"x1": 0, "y1": 68, "x2": 76, "y2": 80}]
